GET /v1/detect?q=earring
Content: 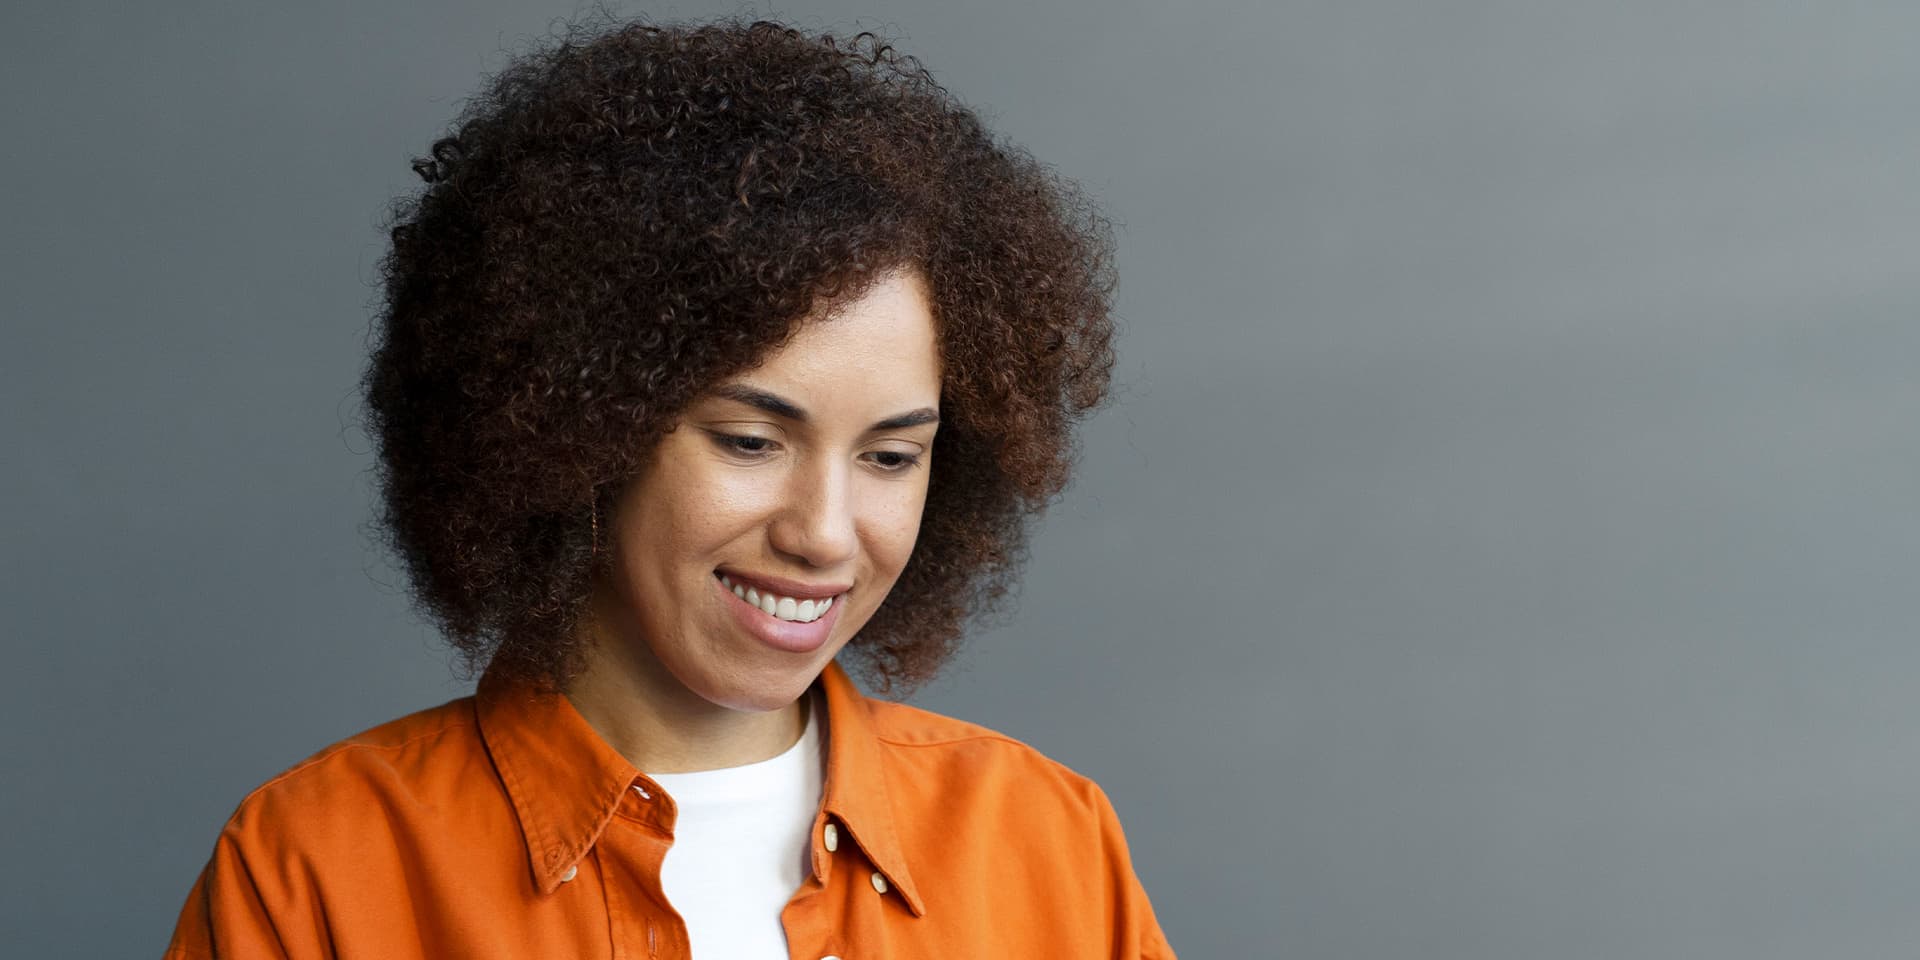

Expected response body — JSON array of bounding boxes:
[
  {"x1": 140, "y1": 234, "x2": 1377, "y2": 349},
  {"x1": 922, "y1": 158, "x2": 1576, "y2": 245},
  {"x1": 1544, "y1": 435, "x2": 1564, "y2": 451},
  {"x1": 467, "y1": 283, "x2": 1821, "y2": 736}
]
[{"x1": 591, "y1": 502, "x2": 599, "y2": 557}]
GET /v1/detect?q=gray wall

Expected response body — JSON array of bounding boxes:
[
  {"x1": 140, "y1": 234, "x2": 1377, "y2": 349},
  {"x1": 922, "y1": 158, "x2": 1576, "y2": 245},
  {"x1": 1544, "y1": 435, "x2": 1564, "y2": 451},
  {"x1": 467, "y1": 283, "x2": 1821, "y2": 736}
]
[{"x1": 5, "y1": 1, "x2": 1918, "y2": 956}]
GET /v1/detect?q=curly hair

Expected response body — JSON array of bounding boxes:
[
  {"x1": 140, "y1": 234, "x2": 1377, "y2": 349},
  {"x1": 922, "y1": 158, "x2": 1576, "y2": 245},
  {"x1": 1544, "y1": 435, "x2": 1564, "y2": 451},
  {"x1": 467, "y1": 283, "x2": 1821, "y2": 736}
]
[{"x1": 362, "y1": 14, "x2": 1116, "y2": 695}]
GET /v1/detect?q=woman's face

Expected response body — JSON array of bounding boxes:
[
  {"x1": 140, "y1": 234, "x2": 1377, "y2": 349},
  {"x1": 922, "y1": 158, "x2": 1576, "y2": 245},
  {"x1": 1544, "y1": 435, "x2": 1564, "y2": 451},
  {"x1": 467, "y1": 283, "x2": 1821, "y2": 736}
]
[{"x1": 592, "y1": 268, "x2": 942, "y2": 712}]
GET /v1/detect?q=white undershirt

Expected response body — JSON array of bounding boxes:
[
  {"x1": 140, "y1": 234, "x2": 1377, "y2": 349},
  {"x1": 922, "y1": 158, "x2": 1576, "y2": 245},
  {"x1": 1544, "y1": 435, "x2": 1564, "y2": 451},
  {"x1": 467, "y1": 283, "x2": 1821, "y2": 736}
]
[{"x1": 645, "y1": 694, "x2": 824, "y2": 959}]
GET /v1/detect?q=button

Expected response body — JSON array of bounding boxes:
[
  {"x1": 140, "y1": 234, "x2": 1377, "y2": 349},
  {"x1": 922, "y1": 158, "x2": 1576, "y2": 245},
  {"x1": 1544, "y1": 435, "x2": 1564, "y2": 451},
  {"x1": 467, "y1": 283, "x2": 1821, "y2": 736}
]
[
  {"x1": 821, "y1": 956, "x2": 842, "y2": 960},
  {"x1": 823, "y1": 822, "x2": 839, "y2": 852},
  {"x1": 560, "y1": 864, "x2": 578, "y2": 882},
  {"x1": 870, "y1": 871, "x2": 889, "y2": 894}
]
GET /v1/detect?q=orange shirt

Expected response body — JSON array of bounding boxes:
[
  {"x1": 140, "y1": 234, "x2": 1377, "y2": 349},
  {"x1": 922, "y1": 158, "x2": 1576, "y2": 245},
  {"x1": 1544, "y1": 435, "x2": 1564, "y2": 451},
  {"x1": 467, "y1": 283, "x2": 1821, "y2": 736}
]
[{"x1": 164, "y1": 660, "x2": 1177, "y2": 959}]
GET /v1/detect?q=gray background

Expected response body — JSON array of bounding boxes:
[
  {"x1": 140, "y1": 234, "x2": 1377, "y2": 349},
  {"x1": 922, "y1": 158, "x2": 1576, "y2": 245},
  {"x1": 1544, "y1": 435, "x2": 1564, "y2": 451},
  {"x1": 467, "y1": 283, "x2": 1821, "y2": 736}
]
[{"x1": 4, "y1": 1, "x2": 1917, "y2": 956}]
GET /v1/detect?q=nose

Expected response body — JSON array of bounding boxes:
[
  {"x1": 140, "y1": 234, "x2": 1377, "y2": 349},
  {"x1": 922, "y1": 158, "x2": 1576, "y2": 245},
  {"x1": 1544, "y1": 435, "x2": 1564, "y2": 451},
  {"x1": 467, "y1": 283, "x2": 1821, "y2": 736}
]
[{"x1": 767, "y1": 454, "x2": 858, "y2": 570}]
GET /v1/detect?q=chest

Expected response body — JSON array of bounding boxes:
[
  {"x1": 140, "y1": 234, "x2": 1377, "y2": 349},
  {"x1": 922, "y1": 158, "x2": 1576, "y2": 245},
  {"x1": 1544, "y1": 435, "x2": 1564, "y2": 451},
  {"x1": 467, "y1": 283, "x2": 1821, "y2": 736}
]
[{"x1": 309, "y1": 809, "x2": 1106, "y2": 960}]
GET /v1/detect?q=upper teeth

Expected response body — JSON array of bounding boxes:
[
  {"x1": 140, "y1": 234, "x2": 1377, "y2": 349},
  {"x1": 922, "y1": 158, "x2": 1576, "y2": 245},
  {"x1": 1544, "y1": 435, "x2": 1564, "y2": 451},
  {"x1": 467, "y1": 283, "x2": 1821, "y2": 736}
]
[{"x1": 720, "y1": 574, "x2": 835, "y2": 623}]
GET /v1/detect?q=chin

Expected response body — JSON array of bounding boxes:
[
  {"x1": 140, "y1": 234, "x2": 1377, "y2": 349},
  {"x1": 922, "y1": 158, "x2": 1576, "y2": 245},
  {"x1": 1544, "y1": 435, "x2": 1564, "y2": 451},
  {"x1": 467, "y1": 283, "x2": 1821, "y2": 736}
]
[
  {"x1": 697, "y1": 676, "x2": 816, "y2": 714},
  {"x1": 674, "y1": 653, "x2": 831, "y2": 714}
]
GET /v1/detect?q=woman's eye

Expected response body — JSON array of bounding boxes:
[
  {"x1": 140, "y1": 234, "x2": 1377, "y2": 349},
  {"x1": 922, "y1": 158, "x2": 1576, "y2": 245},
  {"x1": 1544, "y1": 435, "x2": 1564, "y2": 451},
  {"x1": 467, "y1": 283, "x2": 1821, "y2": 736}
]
[
  {"x1": 711, "y1": 432, "x2": 776, "y2": 457},
  {"x1": 866, "y1": 450, "x2": 923, "y2": 473}
]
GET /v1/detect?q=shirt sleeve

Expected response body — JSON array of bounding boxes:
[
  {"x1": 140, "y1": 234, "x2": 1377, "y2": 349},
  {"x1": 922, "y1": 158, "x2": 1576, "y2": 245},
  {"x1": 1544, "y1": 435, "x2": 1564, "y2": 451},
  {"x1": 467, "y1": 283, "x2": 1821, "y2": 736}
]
[
  {"x1": 1090, "y1": 781, "x2": 1179, "y2": 960},
  {"x1": 162, "y1": 824, "x2": 300, "y2": 960}
]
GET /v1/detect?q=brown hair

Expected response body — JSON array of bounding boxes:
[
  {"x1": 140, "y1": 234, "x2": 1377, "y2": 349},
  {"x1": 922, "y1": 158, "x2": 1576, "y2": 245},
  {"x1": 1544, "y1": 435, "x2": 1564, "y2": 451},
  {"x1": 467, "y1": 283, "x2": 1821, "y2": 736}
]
[{"x1": 362, "y1": 15, "x2": 1116, "y2": 694}]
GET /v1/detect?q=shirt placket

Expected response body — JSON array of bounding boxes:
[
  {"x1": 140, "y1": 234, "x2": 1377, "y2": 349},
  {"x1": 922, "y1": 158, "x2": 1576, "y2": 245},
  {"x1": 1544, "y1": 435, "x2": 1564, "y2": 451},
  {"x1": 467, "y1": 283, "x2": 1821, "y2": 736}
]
[
  {"x1": 779, "y1": 809, "x2": 846, "y2": 960},
  {"x1": 593, "y1": 779, "x2": 687, "y2": 960},
  {"x1": 781, "y1": 810, "x2": 915, "y2": 960}
]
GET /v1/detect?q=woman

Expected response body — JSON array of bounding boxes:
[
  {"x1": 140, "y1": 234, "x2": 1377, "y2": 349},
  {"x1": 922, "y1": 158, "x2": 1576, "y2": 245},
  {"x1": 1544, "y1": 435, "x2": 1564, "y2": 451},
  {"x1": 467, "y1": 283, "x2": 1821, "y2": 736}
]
[{"x1": 166, "y1": 15, "x2": 1174, "y2": 959}]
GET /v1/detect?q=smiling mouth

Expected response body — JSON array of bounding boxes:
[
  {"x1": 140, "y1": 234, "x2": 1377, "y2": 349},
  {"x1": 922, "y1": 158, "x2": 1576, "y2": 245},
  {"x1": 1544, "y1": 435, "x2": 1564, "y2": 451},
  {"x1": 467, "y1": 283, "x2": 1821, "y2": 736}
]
[{"x1": 715, "y1": 573, "x2": 838, "y2": 624}]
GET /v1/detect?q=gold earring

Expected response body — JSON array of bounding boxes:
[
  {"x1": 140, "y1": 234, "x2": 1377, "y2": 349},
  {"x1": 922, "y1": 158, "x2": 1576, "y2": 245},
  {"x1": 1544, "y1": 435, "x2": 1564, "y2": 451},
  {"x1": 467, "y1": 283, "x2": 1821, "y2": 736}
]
[{"x1": 591, "y1": 502, "x2": 599, "y2": 557}]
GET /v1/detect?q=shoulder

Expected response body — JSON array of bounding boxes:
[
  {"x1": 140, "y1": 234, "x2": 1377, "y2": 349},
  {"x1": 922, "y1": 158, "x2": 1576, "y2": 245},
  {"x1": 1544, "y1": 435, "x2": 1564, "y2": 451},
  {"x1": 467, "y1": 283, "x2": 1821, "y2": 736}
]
[
  {"x1": 216, "y1": 695, "x2": 485, "y2": 851},
  {"x1": 858, "y1": 697, "x2": 1120, "y2": 830},
  {"x1": 854, "y1": 698, "x2": 1175, "y2": 955},
  {"x1": 863, "y1": 698, "x2": 1087, "y2": 775},
  {"x1": 168, "y1": 697, "x2": 497, "y2": 958}
]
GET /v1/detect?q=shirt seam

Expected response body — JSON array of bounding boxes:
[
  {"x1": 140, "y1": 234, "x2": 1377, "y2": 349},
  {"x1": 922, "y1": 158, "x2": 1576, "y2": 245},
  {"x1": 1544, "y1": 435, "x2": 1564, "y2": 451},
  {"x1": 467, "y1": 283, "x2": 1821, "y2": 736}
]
[
  {"x1": 872, "y1": 731, "x2": 1055, "y2": 752},
  {"x1": 231, "y1": 716, "x2": 480, "y2": 810},
  {"x1": 869, "y1": 730, "x2": 1102, "y2": 799}
]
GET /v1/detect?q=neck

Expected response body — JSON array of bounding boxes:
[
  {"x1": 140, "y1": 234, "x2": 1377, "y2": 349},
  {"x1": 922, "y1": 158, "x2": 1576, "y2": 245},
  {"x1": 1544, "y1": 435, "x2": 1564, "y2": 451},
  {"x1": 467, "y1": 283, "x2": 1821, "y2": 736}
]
[{"x1": 563, "y1": 588, "x2": 808, "y2": 774}]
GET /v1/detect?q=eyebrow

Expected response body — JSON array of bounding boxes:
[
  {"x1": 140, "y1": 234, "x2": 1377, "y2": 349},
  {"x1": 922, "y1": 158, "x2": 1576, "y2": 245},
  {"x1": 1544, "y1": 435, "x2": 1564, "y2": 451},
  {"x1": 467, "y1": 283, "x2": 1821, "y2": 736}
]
[{"x1": 711, "y1": 384, "x2": 940, "y2": 431}]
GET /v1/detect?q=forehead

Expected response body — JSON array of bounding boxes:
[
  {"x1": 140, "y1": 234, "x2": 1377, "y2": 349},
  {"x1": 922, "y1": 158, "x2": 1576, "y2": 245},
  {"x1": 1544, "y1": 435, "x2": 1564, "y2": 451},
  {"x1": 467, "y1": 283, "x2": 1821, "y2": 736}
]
[{"x1": 716, "y1": 270, "x2": 941, "y2": 407}]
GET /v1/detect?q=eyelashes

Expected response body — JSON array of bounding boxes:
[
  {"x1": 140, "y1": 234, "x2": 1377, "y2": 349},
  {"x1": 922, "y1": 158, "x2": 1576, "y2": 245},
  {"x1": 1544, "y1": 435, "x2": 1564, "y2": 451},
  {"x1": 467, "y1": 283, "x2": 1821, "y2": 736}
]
[
  {"x1": 866, "y1": 450, "x2": 921, "y2": 471},
  {"x1": 706, "y1": 431, "x2": 923, "y2": 474},
  {"x1": 715, "y1": 433, "x2": 774, "y2": 456}
]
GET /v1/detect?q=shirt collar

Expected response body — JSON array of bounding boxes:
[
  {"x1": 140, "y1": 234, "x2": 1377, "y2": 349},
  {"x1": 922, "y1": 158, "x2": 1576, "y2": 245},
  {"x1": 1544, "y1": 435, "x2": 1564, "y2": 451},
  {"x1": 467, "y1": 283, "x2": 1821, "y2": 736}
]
[
  {"x1": 474, "y1": 663, "x2": 636, "y2": 896},
  {"x1": 814, "y1": 659, "x2": 926, "y2": 916},
  {"x1": 474, "y1": 658, "x2": 926, "y2": 916}
]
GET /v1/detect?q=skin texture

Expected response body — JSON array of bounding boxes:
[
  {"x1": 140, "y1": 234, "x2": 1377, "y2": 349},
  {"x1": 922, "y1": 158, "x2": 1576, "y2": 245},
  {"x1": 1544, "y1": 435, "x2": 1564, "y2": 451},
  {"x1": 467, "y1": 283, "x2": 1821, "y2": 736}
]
[
  {"x1": 565, "y1": 269, "x2": 941, "y2": 771},
  {"x1": 362, "y1": 18, "x2": 1116, "y2": 695}
]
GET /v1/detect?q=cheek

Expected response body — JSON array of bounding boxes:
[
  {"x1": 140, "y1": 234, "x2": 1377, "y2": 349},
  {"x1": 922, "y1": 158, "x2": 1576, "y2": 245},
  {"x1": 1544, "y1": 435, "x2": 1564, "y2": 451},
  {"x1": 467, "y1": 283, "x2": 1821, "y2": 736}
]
[
  {"x1": 619, "y1": 458, "x2": 779, "y2": 589},
  {"x1": 662, "y1": 482, "x2": 755, "y2": 550},
  {"x1": 861, "y1": 478, "x2": 932, "y2": 575}
]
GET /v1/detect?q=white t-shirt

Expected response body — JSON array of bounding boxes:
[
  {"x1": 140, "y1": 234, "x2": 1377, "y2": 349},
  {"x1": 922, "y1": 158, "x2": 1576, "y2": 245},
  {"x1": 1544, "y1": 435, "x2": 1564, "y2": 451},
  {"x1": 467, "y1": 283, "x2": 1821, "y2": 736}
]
[{"x1": 645, "y1": 694, "x2": 824, "y2": 958}]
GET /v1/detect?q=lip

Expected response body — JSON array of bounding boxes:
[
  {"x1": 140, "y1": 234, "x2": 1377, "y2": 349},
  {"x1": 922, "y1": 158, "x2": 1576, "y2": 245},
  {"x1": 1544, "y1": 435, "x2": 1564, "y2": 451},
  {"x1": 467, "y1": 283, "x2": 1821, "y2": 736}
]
[
  {"x1": 714, "y1": 567, "x2": 852, "y2": 601},
  {"x1": 715, "y1": 573, "x2": 846, "y2": 654}
]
